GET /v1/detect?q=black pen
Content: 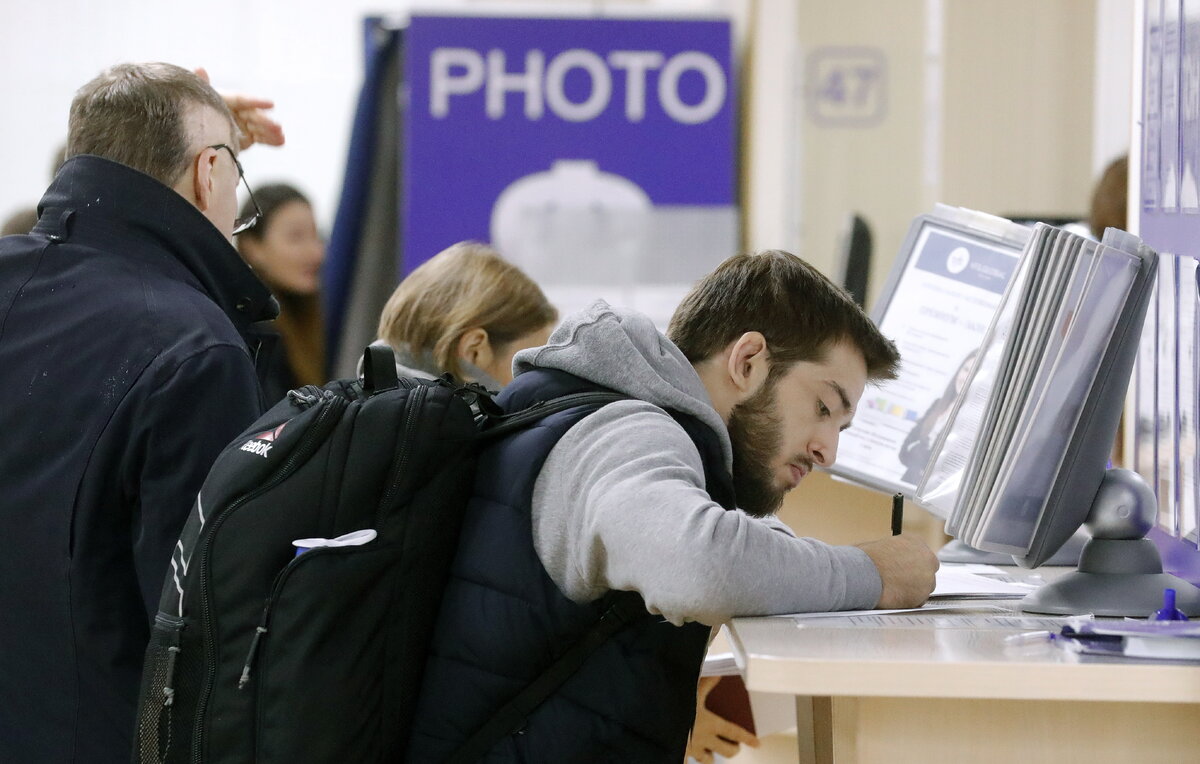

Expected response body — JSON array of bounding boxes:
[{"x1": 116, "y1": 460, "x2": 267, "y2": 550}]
[{"x1": 891, "y1": 492, "x2": 904, "y2": 536}]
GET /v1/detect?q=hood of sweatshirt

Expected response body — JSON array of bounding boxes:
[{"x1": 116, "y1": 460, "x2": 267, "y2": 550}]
[{"x1": 512, "y1": 300, "x2": 732, "y2": 470}]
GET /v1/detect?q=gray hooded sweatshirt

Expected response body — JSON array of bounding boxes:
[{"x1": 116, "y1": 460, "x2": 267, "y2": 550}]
[{"x1": 515, "y1": 301, "x2": 883, "y2": 627}]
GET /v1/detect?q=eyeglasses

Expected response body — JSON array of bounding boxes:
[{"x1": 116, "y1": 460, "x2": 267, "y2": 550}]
[{"x1": 208, "y1": 143, "x2": 261, "y2": 235}]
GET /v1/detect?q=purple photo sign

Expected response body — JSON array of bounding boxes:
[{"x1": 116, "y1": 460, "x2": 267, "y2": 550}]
[{"x1": 402, "y1": 13, "x2": 737, "y2": 304}]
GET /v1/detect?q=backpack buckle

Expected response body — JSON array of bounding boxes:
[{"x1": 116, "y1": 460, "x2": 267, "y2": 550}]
[{"x1": 454, "y1": 380, "x2": 503, "y2": 420}]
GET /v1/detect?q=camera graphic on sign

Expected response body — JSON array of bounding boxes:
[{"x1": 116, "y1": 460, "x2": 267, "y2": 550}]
[{"x1": 490, "y1": 160, "x2": 652, "y2": 286}]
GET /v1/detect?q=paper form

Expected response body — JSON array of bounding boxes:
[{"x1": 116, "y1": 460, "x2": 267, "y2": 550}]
[{"x1": 792, "y1": 612, "x2": 1076, "y2": 631}]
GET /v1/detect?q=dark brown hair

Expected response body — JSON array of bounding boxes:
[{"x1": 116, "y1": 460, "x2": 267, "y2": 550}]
[
  {"x1": 237, "y1": 183, "x2": 309, "y2": 246},
  {"x1": 667, "y1": 250, "x2": 899, "y2": 380},
  {"x1": 66, "y1": 62, "x2": 236, "y2": 187},
  {"x1": 236, "y1": 183, "x2": 325, "y2": 387},
  {"x1": 377, "y1": 242, "x2": 557, "y2": 379},
  {"x1": 1088, "y1": 155, "x2": 1128, "y2": 240}
]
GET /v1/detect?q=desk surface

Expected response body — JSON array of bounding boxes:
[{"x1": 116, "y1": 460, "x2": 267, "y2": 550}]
[{"x1": 729, "y1": 600, "x2": 1200, "y2": 704}]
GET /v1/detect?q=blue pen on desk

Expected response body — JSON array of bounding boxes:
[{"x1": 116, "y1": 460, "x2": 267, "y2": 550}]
[{"x1": 891, "y1": 492, "x2": 904, "y2": 536}]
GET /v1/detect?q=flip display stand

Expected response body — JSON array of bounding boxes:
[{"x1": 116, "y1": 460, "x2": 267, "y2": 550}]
[
  {"x1": 1021, "y1": 469, "x2": 1200, "y2": 617},
  {"x1": 937, "y1": 534, "x2": 1086, "y2": 566}
]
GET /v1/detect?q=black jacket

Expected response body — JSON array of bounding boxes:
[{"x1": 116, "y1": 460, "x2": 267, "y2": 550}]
[
  {"x1": 254, "y1": 321, "x2": 299, "y2": 406},
  {"x1": 0, "y1": 156, "x2": 277, "y2": 762}
]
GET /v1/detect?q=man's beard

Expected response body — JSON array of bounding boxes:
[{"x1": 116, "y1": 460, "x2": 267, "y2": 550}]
[{"x1": 727, "y1": 377, "x2": 786, "y2": 518}]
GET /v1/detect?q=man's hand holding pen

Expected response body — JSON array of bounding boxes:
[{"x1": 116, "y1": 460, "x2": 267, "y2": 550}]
[{"x1": 856, "y1": 494, "x2": 939, "y2": 609}]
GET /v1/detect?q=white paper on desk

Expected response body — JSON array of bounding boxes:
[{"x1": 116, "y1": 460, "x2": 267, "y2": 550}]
[
  {"x1": 795, "y1": 612, "x2": 1075, "y2": 630},
  {"x1": 929, "y1": 566, "x2": 1037, "y2": 599},
  {"x1": 777, "y1": 602, "x2": 1010, "y2": 620}
]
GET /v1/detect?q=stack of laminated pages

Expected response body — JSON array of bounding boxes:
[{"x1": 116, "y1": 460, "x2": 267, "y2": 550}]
[{"x1": 916, "y1": 226, "x2": 1158, "y2": 565}]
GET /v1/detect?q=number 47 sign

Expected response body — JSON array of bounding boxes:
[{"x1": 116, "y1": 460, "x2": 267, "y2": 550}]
[{"x1": 806, "y1": 47, "x2": 887, "y2": 127}]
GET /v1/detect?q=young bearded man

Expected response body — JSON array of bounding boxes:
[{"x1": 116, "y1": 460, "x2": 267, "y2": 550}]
[{"x1": 407, "y1": 249, "x2": 939, "y2": 762}]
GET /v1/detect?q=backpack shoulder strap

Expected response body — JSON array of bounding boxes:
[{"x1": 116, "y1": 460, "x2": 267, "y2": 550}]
[
  {"x1": 448, "y1": 390, "x2": 684, "y2": 761},
  {"x1": 446, "y1": 591, "x2": 645, "y2": 764},
  {"x1": 477, "y1": 391, "x2": 628, "y2": 441}
]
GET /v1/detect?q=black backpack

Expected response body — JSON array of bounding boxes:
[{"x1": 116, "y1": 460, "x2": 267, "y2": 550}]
[{"x1": 132, "y1": 346, "x2": 634, "y2": 763}]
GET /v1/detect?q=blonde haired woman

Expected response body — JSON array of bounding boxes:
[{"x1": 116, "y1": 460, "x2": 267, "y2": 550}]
[{"x1": 373, "y1": 241, "x2": 558, "y2": 389}]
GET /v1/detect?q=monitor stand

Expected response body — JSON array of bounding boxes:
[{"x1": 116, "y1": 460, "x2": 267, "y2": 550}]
[
  {"x1": 938, "y1": 533, "x2": 1086, "y2": 566},
  {"x1": 1020, "y1": 469, "x2": 1200, "y2": 617}
]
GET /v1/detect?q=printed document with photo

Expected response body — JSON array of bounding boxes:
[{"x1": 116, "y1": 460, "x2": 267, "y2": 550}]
[{"x1": 832, "y1": 207, "x2": 1028, "y2": 497}]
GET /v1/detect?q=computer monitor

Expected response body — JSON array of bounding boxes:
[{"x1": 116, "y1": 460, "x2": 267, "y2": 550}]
[{"x1": 919, "y1": 226, "x2": 1200, "y2": 616}]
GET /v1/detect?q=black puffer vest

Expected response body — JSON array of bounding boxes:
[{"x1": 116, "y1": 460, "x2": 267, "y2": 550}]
[{"x1": 406, "y1": 368, "x2": 736, "y2": 762}]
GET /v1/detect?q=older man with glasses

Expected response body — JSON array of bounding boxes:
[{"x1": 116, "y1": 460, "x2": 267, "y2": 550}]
[{"x1": 0, "y1": 62, "x2": 283, "y2": 763}]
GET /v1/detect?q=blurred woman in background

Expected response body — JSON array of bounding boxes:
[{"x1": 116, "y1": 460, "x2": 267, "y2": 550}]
[{"x1": 237, "y1": 183, "x2": 327, "y2": 402}]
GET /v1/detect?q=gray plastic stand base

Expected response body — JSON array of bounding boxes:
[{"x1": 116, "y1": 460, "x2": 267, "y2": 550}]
[
  {"x1": 931, "y1": 539, "x2": 1017, "y2": 563},
  {"x1": 937, "y1": 534, "x2": 1086, "y2": 566},
  {"x1": 1020, "y1": 538, "x2": 1200, "y2": 617},
  {"x1": 936, "y1": 539, "x2": 1014, "y2": 565}
]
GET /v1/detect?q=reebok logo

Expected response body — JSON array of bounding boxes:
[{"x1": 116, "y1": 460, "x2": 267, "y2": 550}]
[
  {"x1": 240, "y1": 441, "x2": 273, "y2": 457},
  {"x1": 240, "y1": 422, "x2": 287, "y2": 459}
]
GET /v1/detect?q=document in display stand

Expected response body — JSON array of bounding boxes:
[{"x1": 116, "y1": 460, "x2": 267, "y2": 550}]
[
  {"x1": 830, "y1": 204, "x2": 1028, "y2": 501},
  {"x1": 918, "y1": 238, "x2": 1037, "y2": 522},
  {"x1": 952, "y1": 227, "x2": 1079, "y2": 541},
  {"x1": 977, "y1": 243, "x2": 1141, "y2": 552},
  {"x1": 918, "y1": 225, "x2": 1157, "y2": 558}
]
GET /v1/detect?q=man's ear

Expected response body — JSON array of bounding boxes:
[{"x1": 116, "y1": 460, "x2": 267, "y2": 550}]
[
  {"x1": 457, "y1": 327, "x2": 494, "y2": 369},
  {"x1": 191, "y1": 147, "x2": 217, "y2": 212},
  {"x1": 725, "y1": 331, "x2": 770, "y2": 400}
]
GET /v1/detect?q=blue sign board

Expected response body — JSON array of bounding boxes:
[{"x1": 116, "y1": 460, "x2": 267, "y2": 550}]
[{"x1": 402, "y1": 14, "x2": 736, "y2": 275}]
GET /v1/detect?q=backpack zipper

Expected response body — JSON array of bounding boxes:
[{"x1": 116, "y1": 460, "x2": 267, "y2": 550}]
[
  {"x1": 376, "y1": 384, "x2": 426, "y2": 525},
  {"x1": 191, "y1": 394, "x2": 347, "y2": 764},
  {"x1": 235, "y1": 544, "x2": 344, "y2": 690}
]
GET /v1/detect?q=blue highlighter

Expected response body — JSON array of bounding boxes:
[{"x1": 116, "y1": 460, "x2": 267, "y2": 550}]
[{"x1": 1150, "y1": 588, "x2": 1189, "y2": 622}]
